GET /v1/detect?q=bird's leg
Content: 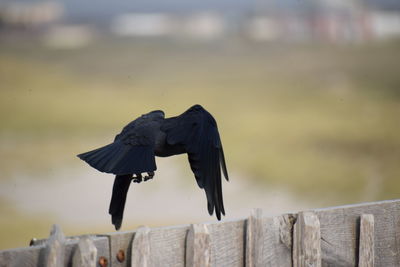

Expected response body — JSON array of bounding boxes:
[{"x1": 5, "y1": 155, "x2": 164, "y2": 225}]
[
  {"x1": 132, "y1": 173, "x2": 143, "y2": 183},
  {"x1": 144, "y1": 171, "x2": 155, "y2": 182}
]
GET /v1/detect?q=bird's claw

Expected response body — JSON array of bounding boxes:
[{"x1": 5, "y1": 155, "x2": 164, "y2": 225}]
[
  {"x1": 132, "y1": 173, "x2": 142, "y2": 183},
  {"x1": 132, "y1": 172, "x2": 154, "y2": 183},
  {"x1": 144, "y1": 171, "x2": 154, "y2": 181}
]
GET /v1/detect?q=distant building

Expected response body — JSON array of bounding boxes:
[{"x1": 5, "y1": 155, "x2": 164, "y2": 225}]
[
  {"x1": 0, "y1": 1, "x2": 63, "y2": 29},
  {"x1": 181, "y1": 12, "x2": 225, "y2": 40},
  {"x1": 111, "y1": 13, "x2": 175, "y2": 37},
  {"x1": 368, "y1": 11, "x2": 400, "y2": 40},
  {"x1": 111, "y1": 12, "x2": 226, "y2": 41},
  {"x1": 246, "y1": 0, "x2": 400, "y2": 43}
]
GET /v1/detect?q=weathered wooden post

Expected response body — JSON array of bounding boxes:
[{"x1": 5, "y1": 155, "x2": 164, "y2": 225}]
[
  {"x1": 131, "y1": 226, "x2": 151, "y2": 267},
  {"x1": 44, "y1": 224, "x2": 65, "y2": 267},
  {"x1": 186, "y1": 223, "x2": 211, "y2": 267},
  {"x1": 246, "y1": 208, "x2": 264, "y2": 267},
  {"x1": 72, "y1": 236, "x2": 97, "y2": 267},
  {"x1": 358, "y1": 214, "x2": 374, "y2": 267},
  {"x1": 293, "y1": 211, "x2": 321, "y2": 267}
]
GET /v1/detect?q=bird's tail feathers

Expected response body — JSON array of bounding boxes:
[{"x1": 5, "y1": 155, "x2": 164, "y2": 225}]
[
  {"x1": 77, "y1": 142, "x2": 156, "y2": 175},
  {"x1": 109, "y1": 174, "x2": 132, "y2": 230}
]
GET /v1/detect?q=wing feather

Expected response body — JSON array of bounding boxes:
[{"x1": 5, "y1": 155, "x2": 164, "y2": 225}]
[{"x1": 161, "y1": 105, "x2": 228, "y2": 220}]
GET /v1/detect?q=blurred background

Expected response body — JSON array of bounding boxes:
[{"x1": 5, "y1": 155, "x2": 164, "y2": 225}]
[{"x1": 1, "y1": 0, "x2": 400, "y2": 249}]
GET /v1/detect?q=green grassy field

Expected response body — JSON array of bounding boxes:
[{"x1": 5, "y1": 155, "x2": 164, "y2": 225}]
[{"x1": 1, "y1": 37, "x2": 400, "y2": 249}]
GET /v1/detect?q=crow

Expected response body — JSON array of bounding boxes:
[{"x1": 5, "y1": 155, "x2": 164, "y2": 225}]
[{"x1": 77, "y1": 104, "x2": 229, "y2": 230}]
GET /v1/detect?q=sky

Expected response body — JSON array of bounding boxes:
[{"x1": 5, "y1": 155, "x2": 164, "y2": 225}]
[
  {"x1": 2, "y1": 0, "x2": 400, "y2": 22},
  {"x1": 62, "y1": 0, "x2": 257, "y2": 21},
  {"x1": 54, "y1": 0, "x2": 400, "y2": 21}
]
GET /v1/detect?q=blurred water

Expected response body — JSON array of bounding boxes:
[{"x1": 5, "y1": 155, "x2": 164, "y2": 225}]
[{"x1": 0, "y1": 157, "x2": 312, "y2": 230}]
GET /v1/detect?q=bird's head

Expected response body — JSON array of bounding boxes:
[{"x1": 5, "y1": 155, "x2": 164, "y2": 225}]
[
  {"x1": 148, "y1": 110, "x2": 165, "y2": 118},
  {"x1": 190, "y1": 104, "x2": 204, "y2": 111}
]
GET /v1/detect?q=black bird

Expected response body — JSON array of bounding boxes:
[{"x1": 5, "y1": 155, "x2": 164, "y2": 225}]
[{"x1": 77, "y1": 105, "x2": 229, "y2": 230}]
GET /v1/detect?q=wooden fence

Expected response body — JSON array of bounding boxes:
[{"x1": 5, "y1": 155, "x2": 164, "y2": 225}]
[{"x1": 1, "y1": 199, "x2": 400, "y2": 267}]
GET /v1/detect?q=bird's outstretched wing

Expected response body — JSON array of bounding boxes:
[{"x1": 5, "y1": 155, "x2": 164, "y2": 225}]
[
  {"x1": 161, "y1": 105, "x2": 229, "y2": 220},
  {"x1": 77, "y1": 111, "x2": 164, "y2": 175}
]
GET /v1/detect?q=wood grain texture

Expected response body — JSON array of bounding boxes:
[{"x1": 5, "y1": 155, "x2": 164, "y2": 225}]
[
  {"x1": 208, "y1": 219, "x2": 246, "y2": 267},
  {"x1": 259, "y1": 214, "x2": 293, "y2": 267},
  {"x1": 72, "y1": 236, "x2": 97, "y2": 267},
  {"x1": 246, "y1": 208, "x2": 263, "y2": 267},
  {"x1": 186, "y1": 224, "x2": 211, "y2": 267},
  {"x1": 358, "y1": 214, "x2": 374, "y2": 267},
  {"x1": 131, "y1": 226, "x2": 151, "y2": 267},
  {"x1": 293, "y1": 211, "x2": 321, "y2": 267},
  {"x1": 315, "y1": 199, "x2": 400, "y2": 267},
  {"x1": 0, "y1": 246, "x2": 42, "y2": 267},
  {"x1": 147, "y1": 224, "x2": 189, "y2": 267},
  {"x1": 0, "y1": 235, "x2": 108, "y2": 267}
]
